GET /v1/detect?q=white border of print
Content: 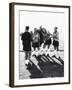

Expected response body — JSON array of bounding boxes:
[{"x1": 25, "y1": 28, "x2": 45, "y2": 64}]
[{"x1": 14, "y1": 5, "x2": 69, "y2": 86}]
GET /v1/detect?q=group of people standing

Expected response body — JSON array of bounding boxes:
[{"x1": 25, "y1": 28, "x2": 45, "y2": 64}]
[{"x1": 21, "y1": 26, "x2": 59, "y2": 66}]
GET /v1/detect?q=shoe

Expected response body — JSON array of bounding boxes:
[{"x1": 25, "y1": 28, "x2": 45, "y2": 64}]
[{"x1": 25, "y1": 60, "x2": 29, "y2": 65}]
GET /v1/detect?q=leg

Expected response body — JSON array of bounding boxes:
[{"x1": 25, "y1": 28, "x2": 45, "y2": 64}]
[
  {"x1": 37, "y1": 43, "x2": 40, "y2": 50},
  {"x1": 25, "y1": 51, "x2": 28, "y2": 60},
  {"x1": 54, "y1": 45, "x2": 56, "y2": 50},
  {"x1": 33, "y1": 47, "x2": 35, "y2": 51},
  {"x1": 28, "y1": 51, "x2": 31, "y2": 60},
  {"x1": 38, "y1": 47, "x2": 40, "y2": 50},
  {"x1": 32, "y1": 43, "x2": 35, "y2": 51},
  {"x1": 26, "y1": 51, "x2": 32, "y2": 66},
  {"x1": 57, "y1": 41, "x2": 59, "y2": 51},
  {"x1": 25, "y1": 51, "x2": 29, "y2": 65},
  {"x1": 43, "y1": 43, "x2": 46, "y2": 48},
  {"x1": 43, "y1": 44, "x2": 45, "y2": 48},
  {"x1": 34, "y1": 43, "x2": 36, "y2": 51},
  {"x1": 48, "y1": 44, "x2": 50, "y2": 49},
  {"x1": 33, "y1": 45, "x2": 36, "y2": 51},
  {"x1": 48, "y1": 38, "x2": 51, "y2": 49},
  {"x1": 34, "y1": 47, "x2": 36, "y2": 51},
  {"x1": 57, "y1": 46, "x2": 59, "y2": 51},
  {"x1": 53, "y1": 40, "x2": 57, "y2": 50}
]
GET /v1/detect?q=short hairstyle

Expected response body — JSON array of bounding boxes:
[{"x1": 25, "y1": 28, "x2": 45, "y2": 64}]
[
  {"x1": 26, "y1": 26, "x2": 29, "y2": 30},
  {"x1": 55, "y1": 27, "x2": 58, "y2": 29}
]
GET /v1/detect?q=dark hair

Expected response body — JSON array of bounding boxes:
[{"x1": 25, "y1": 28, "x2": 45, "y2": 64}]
[
  {"x1": 55, "y1": 27, "x2": 58, "y2": 29},
  {"x1": 26, "y1": 26, "x2": 29, "y2": 30}
]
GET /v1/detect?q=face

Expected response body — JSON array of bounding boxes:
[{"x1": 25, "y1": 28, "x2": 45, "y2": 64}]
[
  {"x1": 54, "y1": 28, "x2": 57, "y2": 32},
  {"x1": 34, "y1": 28, "x2": 37, "y2": 33},
  {"x1": 40, "y1": 26, "x2": 42, "y2": 29}
]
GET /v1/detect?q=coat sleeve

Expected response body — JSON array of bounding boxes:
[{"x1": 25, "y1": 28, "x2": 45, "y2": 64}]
[{"x1": 21, "y1": 33, "x2": 25, "y2": 41}]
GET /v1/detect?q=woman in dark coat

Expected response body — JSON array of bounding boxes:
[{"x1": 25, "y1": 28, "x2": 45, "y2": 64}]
[{"x1": 21, "y1": 26, "x2": 32, "y2": 65}]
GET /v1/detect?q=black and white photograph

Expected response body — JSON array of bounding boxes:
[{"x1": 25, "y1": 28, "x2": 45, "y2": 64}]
[
  {"x1": 9, "y1": 3, "x2": 70, "y2": 87},
  {"x1": 19, "y1": 13, "x2": 64, "y2": 79}
]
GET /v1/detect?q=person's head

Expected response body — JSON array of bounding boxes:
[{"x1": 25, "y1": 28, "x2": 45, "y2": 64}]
[
  {"x1": 40, "y1": 26, "x2": 42, "y2": 29},
  {"x1": 54, "y1": 27, "x2": 58, "y2": 32},
  {"x1": 34, "y1": 28, "x2": 37, "y2": 33},
  {"x1": 25, "y1": 26, "x2": 29, "y2": 31}
]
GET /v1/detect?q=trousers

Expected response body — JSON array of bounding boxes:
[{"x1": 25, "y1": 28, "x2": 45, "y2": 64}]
[{"x1": 25, "y1": 51, "x2": 31, "y2": 60}]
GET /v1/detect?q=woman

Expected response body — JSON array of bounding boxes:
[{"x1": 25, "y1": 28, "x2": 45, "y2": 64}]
[
  {"x1": 32, "y1": 28, "x2": 40, "y2": 51},
  {"x1": 52, "y1": 27, "x2": 59, "y2": 51},
  {"x1": 44, "y1": 31, "x2": 52, "y2": 49}
]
